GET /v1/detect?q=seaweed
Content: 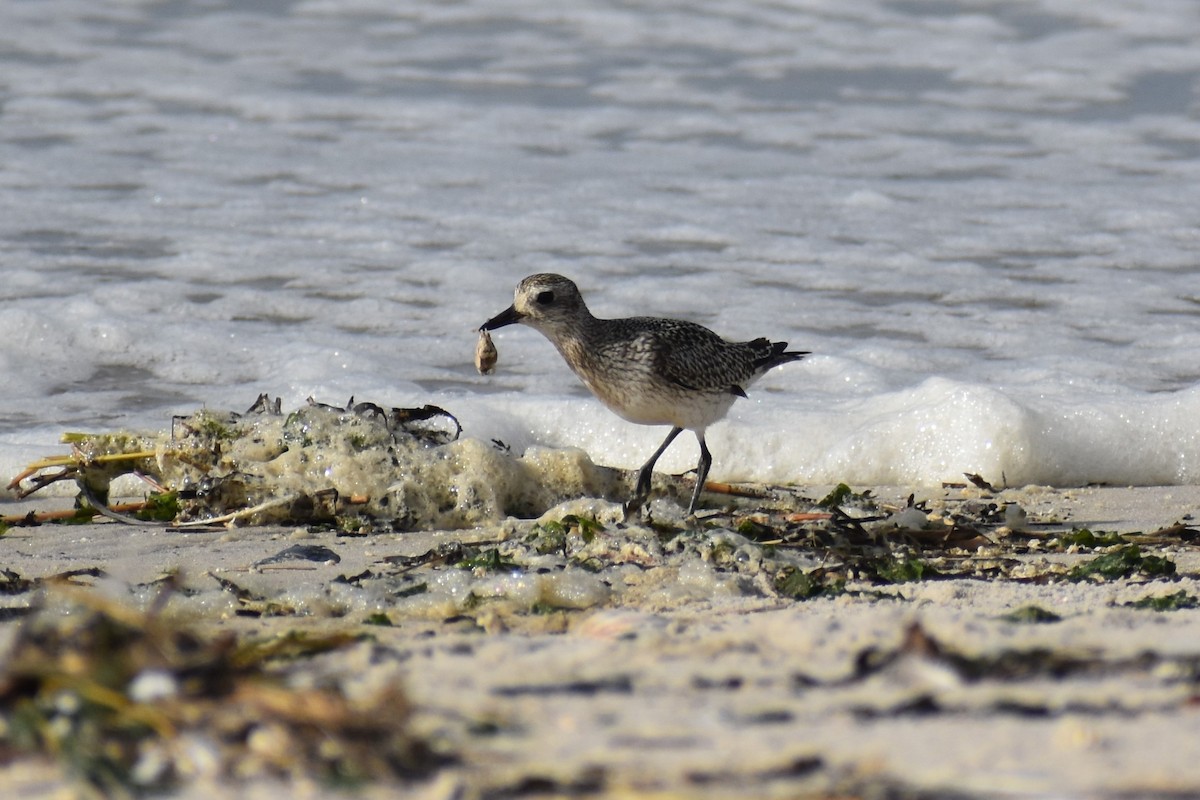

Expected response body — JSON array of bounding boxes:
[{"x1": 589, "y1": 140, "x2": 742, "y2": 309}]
[
  {"x1": 870, "y1": 555, "x2": 938, "y2": 584},
  {"x1": 1001, "y1": 605, "x2": 1063, "y2": 624},
  {"x1": 135, "y1": 492, "x2": 180, "y2": 522},
  {"x1": 1053, "y1": 528, "x2": 1125, "y2": 549},
  {"x1": 0, "y1": 589, "x2": 440, "y2": 795},
  {"x1": 456, "y1": 548, "x2": 521, "y2": 573},
  {"x1": 8, "y1": 396, "x2": 645, "y2": 531},
  {"x1": 774, "y1": 566, "x2": 841, "y2": 600},
  {"x1": 1123, "y1": 590, "x2": 1200, "y2": 611},
  {"x1": 736, "y1": 516, "x2": 779, "y2": 542},
  {"x1": 1066, "y1": 545, "x2": 1176, "y2": 582},
  {"x1": 524, "y1": 514, "x2": 605, "y2": 558},
  {"x1": 561, "y1": 513, "x2": 604, "y2": 541},
  {"x1": 527, "y1": 522, "x2": 569, "y2": 556},
  {"x1": 818, "y1": 483, "x2": 874, "y2": 510}
]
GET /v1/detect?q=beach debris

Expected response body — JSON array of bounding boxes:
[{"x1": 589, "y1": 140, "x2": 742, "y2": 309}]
[
  {"x1": 1002, "y1": 502, "x2": 1028, "y2": 531},
  {"x1": 1122, "y1": 590, "x2": 1200, "y2": 611},
  {"x1": 8, "y1": 417, "x2": 1200, "y2": 626},
  {"x1": 833, "y1": 619, "x2": 1196, "y2": 704},
  {"x1": 999, "y1": 605, "x2": 1063, "y2": 624},
  {"x1": 885, "y1": 504, "x2": 930, "y2": 532},
  {"x1": 1066, "y1": 545, "x2": 1176, "y2": 582},
  {"x1": 253, "y1": 544, "x2": 341, "y2": 567},
  {"x1": 475, "y1": 328, "x2": 498, "y2": 374},
  {"x1": 1054, "y1": 528, "x2": 1125, "y2": 549},
  {"x1": 8, "y1": 394, "x2": 625, "y2": 531},
  {"x1": 0, "y1": 587, "x2": 440, "y2": 795},
  {"x1": 817, "y1": 483, "x2": 877, "y2": 512},
  {"x1": 870, "y1": 554, "x2": 939, "y2": 584},
  {"x1": 1127, "y1": 522, "x2": 1200, "y2": 544},
  {"x1": 963, "y1": 472, "x2": 999, "y2": 492}
]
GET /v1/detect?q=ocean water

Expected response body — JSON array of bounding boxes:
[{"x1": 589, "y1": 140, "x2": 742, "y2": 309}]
[{"x1": 1, "y1": 0, "x2": 1199, "y2": 497}]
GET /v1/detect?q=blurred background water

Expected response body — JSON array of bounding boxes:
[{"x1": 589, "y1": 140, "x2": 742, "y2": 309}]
[{"x1": 2, "y1": 0, "x2": 1199, "y2": 492}]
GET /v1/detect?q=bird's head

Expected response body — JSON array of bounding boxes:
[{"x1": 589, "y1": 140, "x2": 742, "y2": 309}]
[{"x1": 480, "y1": 273, "x2": 589, "y2": 337}]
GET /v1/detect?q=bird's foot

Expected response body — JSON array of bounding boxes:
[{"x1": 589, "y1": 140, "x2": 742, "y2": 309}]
[
  {"x1": 623, "y1": 463, "x2": 658, "y2": 522},
  {"x1": 622, "y1": 492, "x2": 649, "y2": 523}
]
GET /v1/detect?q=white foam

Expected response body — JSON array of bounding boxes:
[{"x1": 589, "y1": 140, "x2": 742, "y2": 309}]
[{"x1": 451, "y1": 378, "x2": 1200, "y2": 490}]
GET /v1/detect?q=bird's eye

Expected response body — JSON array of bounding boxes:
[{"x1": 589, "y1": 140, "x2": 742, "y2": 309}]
[{"x1": 535, "y1": 290, "x2": 555, "y2": 305}]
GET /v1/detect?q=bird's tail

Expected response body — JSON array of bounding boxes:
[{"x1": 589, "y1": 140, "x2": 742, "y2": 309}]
[{"x1": 750, "y1": 338, "x2": 809, "y2": 371}]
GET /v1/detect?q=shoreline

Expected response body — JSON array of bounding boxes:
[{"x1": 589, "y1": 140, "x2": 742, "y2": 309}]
[{"x1": 1, "y1": 484, "x2": 1199, "y2": 798}]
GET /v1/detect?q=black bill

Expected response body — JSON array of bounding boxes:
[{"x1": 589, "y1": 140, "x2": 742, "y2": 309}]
[{"x1": 480, "y1": 305, "x2": 523, "y2": 331}]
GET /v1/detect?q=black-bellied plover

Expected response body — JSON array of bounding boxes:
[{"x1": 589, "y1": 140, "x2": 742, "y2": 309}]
[{"x1": 481, "y1": 273, "x2": 808, "y2": 516}]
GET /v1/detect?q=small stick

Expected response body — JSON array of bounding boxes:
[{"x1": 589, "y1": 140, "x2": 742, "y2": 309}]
[
  {"x1": 1, "y1": 501, "x2": 154, "y2": 527},
  {"x1": 785, "y1": 512, "x2": 833, "y2": 523},
  {"x1": 702, "y1": 481, "x2": 773, "y2": 499},
  {"x1": 173, "y1": 495, "x2": 298, "y2": 528}
]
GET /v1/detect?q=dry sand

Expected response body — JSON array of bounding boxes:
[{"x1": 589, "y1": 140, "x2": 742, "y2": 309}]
[{"x1": 2, "y1": 484, "x2": 1200, "y2": 799}]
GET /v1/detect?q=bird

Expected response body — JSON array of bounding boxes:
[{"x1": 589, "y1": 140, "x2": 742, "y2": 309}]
[{"x1": 480, "y1": 273, "x2": 807, "y2": 516}]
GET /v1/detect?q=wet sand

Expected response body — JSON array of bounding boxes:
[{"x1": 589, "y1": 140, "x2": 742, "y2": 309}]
[{"x1": 2, "y1": 484, "x2": 1200, "y2": 798}]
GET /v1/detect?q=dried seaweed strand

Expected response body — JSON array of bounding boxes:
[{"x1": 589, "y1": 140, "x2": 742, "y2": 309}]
[
  {"x1": 1, "y1": 502, "x2": 153, "y2": 527},
  {"x1": 173, "y1": 494, "x2": 300, "y2": 528}
]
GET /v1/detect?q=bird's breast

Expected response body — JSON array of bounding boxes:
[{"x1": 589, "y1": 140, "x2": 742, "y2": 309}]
[{"x1": 553, "y1": 333, "x2": 738, "y2": 430}]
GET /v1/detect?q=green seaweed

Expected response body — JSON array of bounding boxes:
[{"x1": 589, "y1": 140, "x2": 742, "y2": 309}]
[
  {"x1": 456, "y1": 548, "x2": 520, "y2": 572},
  {"x1": 775, "y1": 568, "x2": 824, "y2": 600},
  {"x1": 1001, "y1": 605, "x2": 1063, "y2": 624},
  {"x1": 818, "y1": 483, "x2": 855, "y2": 508},
  {"x1": 817, "y1": 483, "x2": 879, "y2": 514},
  {"x1": 736, "y1": 517, "x2": 777, "y2": 541},
  {"x1": 1066, "y1": 545, "x2": 1176, "y2": 582},
  {"x1": 136, "y1": 491, "x2": 180, "y2": 522},
  {"x1": 526, "y1": 521, "x2": 568, "y2": 555},
  {"x1": 871, "y1": 555, "x2": 937, "y2": 584},
  {"x1": 0, "y1": 595, "x2": 436, "y2": 795},
  {"x1": 1124, "y1": 590, "x2": 1200, "y2": 611},
  {"x1": 1054, "y1": 528, "x2": 1124, "y2": 549},
  {"x1": 773, "y1": 566, "x2": 848, "y2": 600},
  {"x1": 57, "y1": 506, "x2": 99, "y2": 525},
  {"x1": 394, "y1": 583, "x2": 428, "y2": 599},
  {"x1": 526, "y1": 515, "x2": 604, "y2": 556},
  {"x1": 561, "y1": 514, "x2": 604, "y2": 543},
  {"x1": 191, "y1": 410, "x2": 240, "y2": 441}
]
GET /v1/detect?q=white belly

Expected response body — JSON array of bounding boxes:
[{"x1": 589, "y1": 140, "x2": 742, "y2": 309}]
[{"x1": 601, "y1": 386, "x2": 737, "y2": 431}]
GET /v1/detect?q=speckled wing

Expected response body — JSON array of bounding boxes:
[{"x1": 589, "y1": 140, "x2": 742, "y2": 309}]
[{"x1": 636, "y1": 318, "x2": 759, "y2": 395}]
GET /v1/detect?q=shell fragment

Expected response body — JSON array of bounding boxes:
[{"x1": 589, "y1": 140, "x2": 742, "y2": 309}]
[{"x1": 475, "y1": 329, "x2": 498, "y2": 375}]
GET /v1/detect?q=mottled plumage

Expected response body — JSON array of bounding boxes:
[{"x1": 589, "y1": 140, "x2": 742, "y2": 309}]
[{"x1": 481, "y1": 273, "x2": 807, "y2": 516}]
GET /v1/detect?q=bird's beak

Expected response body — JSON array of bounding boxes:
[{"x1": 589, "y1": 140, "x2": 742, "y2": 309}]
[{"x1": 480, "y1": 305, "x2": 523, "y2": 331}]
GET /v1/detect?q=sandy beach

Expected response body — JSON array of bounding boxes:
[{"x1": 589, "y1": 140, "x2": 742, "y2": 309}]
[
  {"x1": 5, "y1": 2, "x2": 1200, "y2": 797},
  {"x1": 2, "y1": 483, "x2": 1199, "y2": 798}
]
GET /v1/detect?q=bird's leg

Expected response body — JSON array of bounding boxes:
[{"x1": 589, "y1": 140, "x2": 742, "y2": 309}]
[
  {"x1": 685, "y1": 435, "x2": 713, "y2": 516},
  {"x1": 624, "y1": 426, "x2": 682, "y2": 518}
]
